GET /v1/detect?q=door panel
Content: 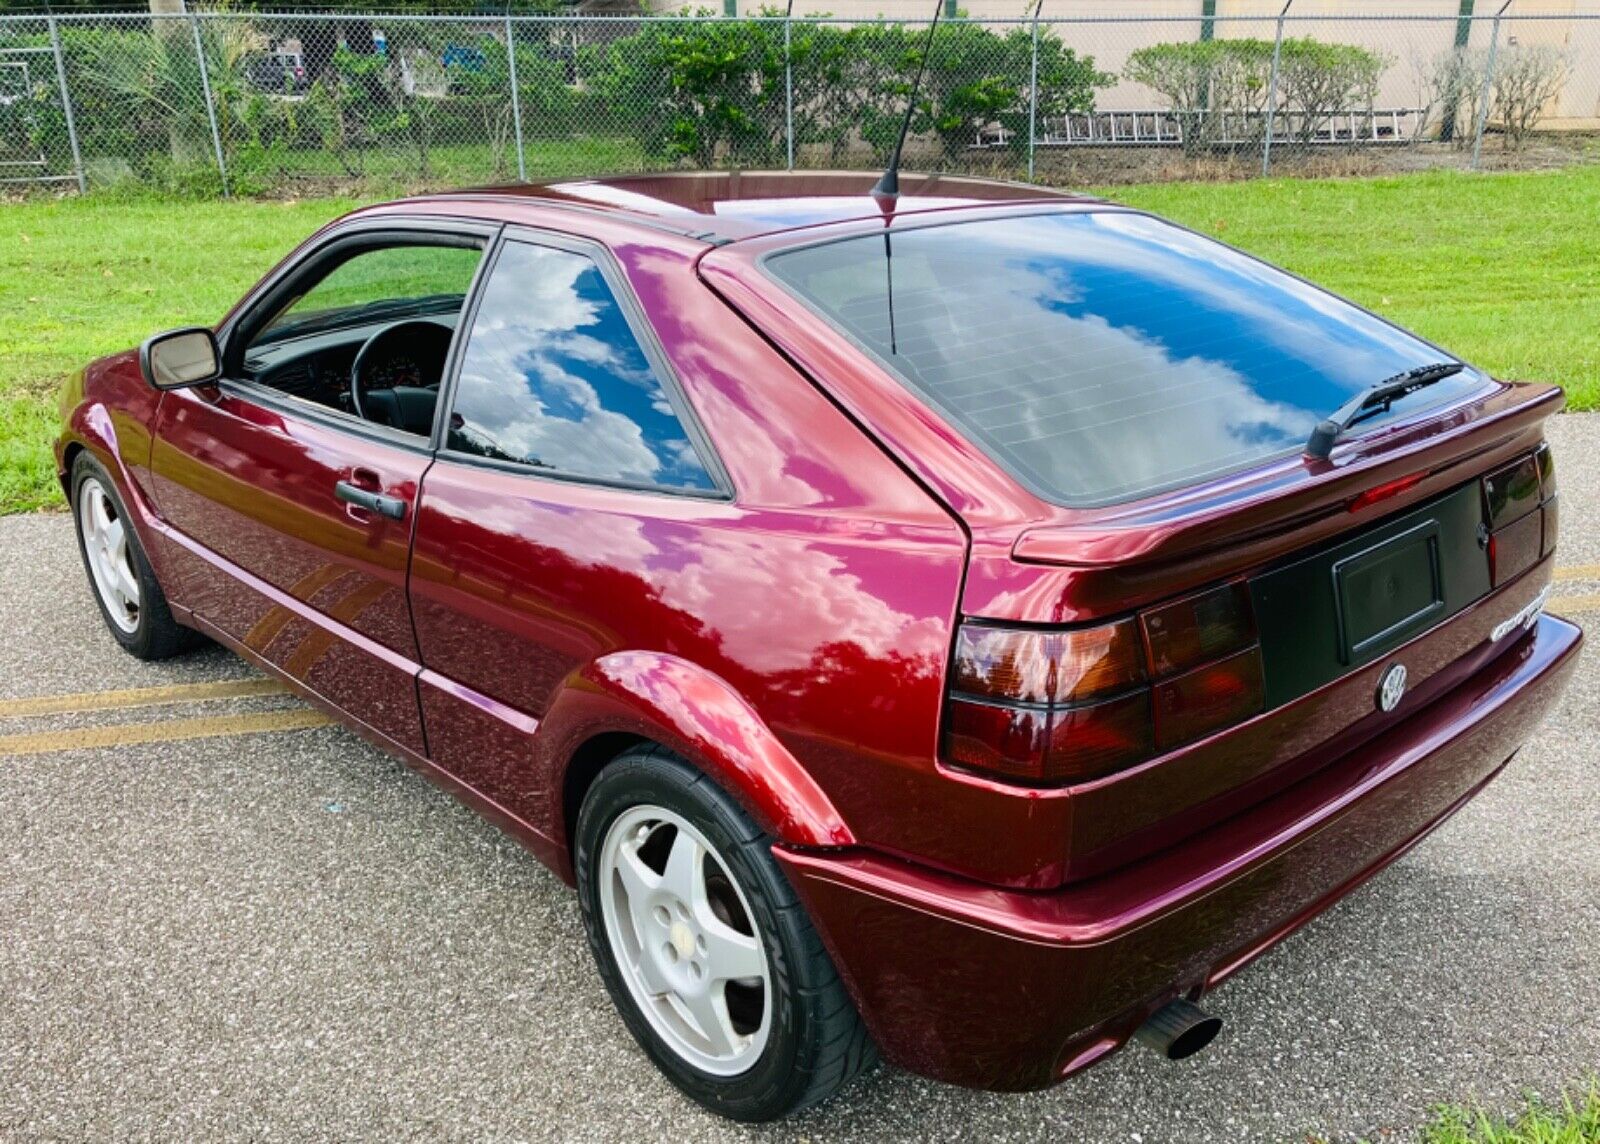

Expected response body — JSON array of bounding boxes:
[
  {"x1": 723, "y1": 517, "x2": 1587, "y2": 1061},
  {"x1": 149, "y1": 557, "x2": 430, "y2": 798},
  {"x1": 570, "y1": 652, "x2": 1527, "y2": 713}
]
[{"x1": 150, "y1": 385, "x2": 429, "y2": 753}]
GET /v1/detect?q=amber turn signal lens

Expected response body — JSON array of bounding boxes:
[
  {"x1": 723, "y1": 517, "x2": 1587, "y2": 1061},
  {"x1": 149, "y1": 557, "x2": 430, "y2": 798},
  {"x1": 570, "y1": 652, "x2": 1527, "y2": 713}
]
[
  {"x1": 1053, "y1": 619, "x2": 1146, "y2": 703},
  {"x1": 951, "y1": 620, "x2": 1145, "y2": 706},
  {"x1": 950, "y1": 626, "x2": 1057, "y2": 705},
  {"x1": 1141, "y1": 581, "x2": 1255, "y2": 679}
]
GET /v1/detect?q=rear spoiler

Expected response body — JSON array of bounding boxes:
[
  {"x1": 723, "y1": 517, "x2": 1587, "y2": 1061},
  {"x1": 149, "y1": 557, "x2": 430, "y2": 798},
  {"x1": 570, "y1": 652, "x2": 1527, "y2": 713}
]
[{"x1": 1011, "y1": 381, "x2": 1563, "y2": 572}]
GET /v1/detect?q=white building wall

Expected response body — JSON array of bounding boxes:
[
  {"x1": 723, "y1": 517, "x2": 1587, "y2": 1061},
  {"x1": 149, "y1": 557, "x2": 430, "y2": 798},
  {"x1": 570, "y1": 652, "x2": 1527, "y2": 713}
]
[{"x1": 644, "y1": 0, "x2": 1600, "y2": 123}]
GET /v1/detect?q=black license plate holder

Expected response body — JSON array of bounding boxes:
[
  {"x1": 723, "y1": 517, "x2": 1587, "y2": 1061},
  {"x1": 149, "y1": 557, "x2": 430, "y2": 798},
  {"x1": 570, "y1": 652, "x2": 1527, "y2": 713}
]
[{"x1": 1332, "y1": 519, "x2": 1446, "y2": 664}]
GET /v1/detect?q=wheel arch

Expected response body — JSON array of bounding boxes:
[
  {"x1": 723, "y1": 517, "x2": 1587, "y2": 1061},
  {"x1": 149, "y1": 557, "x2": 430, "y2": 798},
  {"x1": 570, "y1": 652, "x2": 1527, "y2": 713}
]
[
  {"x1": 58, "y1": 439, "x2": 87, "y2": 499},
  {"x1": 540, "y1": 651, "x2": 855, "y2": 882}
]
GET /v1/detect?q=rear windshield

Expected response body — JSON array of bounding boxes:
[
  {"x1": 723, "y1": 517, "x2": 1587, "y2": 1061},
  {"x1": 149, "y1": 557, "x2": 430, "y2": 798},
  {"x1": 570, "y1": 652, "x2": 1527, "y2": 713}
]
[{"x1": 765, "y1": 211, "x2": 1487, "y2": 506}]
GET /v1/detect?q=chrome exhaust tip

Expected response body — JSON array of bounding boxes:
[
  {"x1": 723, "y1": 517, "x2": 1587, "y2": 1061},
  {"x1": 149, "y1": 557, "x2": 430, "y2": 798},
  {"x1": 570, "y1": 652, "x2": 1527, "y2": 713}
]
[{"x1": 1134, "y1": 998, "x2": 1222, "y2": 1061}]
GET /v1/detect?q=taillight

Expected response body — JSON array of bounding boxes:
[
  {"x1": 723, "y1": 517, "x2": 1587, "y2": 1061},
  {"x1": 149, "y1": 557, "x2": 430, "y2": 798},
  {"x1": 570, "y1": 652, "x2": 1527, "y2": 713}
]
[
  {"x1": 1536, "y1": 443, "x2": 1558, "y2": 558},
  {"x1": 945, "y1": 581, "x2": 1264, "y2": 786},
  {"x1": 1152, "y1": 646, "x2": 1265, "y2": 750},
  {"x1": 1483, "y1": 444, "x2": 1557, "y2": 585}
]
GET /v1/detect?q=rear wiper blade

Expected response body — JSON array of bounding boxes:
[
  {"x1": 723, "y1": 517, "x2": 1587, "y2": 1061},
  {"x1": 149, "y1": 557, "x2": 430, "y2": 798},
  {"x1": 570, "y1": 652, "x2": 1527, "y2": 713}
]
[{"x1": 1305, "y1": 361, "x2": 1466, "y2": 460}]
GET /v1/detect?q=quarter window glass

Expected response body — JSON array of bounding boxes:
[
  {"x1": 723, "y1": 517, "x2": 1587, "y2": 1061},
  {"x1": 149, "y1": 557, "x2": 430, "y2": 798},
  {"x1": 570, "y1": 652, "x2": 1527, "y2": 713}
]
[{"x1": 447, "y1": 241, "x2": 715, "y2": 492}]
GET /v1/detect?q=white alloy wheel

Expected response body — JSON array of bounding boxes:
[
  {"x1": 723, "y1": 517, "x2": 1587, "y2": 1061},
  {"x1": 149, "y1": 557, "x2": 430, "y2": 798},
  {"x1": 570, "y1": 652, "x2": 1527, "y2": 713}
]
[
  {"x1": 598, "y1": 804, "x2": 772, "y2": 1076},
  {"x1": 78, "y1": 477, "x2": 140, "y2": 634}
]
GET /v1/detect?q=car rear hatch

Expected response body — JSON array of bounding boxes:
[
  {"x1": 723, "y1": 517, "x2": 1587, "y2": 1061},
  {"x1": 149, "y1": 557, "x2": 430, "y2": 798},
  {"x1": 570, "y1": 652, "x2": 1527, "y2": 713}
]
[{"x1": 700, "y1": 203, "x2": 1566, "y2": 885}]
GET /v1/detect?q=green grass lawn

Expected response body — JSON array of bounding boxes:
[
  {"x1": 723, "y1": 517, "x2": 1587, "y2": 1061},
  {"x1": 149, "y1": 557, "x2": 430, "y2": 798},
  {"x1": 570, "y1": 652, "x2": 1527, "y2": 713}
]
[
  {"x1": 3, "y1": 164, "x2": 1598, "y2": 513},
  {"x1": 1337, "y1": 1080, "x2": 1600, "y2": 1144}
]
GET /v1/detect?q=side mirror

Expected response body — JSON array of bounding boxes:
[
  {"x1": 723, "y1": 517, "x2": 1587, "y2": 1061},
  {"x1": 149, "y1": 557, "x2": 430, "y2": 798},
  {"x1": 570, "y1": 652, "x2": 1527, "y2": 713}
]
[{"x1": 139, "y1": 327, "x2": 222, "y2": 390}]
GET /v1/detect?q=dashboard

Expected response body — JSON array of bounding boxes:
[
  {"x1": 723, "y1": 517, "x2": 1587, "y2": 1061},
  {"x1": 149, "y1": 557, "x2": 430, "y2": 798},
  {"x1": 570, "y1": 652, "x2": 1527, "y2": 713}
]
[{"x1": 242, "y1": 315, "x2": 458, "y2": 429}]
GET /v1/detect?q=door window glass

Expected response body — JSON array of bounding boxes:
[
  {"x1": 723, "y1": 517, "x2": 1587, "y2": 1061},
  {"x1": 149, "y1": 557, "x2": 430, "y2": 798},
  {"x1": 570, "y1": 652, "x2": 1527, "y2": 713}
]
[{"x1": 241, "y1": 242, "x2": 483, "y2": 438}]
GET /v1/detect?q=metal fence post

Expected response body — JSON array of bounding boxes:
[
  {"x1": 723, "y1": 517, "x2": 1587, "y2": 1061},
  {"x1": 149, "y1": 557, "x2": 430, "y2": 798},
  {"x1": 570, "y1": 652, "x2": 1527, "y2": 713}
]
[
  {"x1": 188, "y1": 13, "x2": 229, "y2": 197},
  {"x1": 1027, "y1": 8, "x2": 1040, "y2": 181},
  {"x1": 1471, "y1": 0, "x2": 1512, "y2": 170},
  {"x1": 784, "y1": 14, "x2": 795, "y2": 170},
  {"x1": 1262, "y1": 0, "x2": 1291, "y2": 177},
  {"x1": 506, "y1": 14, "x2": 527, "y2": 182},
  {"x1": 46, "y1": 13, "x2": 86, "y2": 193}
]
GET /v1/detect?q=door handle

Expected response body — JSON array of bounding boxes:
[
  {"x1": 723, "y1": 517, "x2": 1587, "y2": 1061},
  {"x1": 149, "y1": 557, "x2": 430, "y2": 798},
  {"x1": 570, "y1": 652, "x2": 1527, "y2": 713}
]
[{"x1": 335, "y1": 480, "x2": 407, "y2": 521}]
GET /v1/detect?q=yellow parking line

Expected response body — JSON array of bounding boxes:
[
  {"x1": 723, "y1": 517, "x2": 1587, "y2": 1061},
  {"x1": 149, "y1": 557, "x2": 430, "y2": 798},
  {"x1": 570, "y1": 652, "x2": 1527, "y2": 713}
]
[
  {"x1": 1554, "y1": 564, "x2": 1600, "y2": 582},
  {"x1": 0, "y1": 677, "x2": 288, "y2": 719},
  {"x1": 0, "y1": 708, "x2": 334, "y2": 758},
  {"x1": 1547, "y1": 592, "x2": 1600, "y2": 615}
]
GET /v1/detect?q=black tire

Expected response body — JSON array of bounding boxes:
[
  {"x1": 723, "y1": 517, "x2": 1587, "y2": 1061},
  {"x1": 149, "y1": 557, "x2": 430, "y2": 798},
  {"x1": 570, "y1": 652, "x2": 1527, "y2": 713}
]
[
  {"x1": 575, "y1": 746, "x2": 876, "y2": 1122},
  {"x1": 70, "y1": 452, "x2": 201, "y2": 661}
]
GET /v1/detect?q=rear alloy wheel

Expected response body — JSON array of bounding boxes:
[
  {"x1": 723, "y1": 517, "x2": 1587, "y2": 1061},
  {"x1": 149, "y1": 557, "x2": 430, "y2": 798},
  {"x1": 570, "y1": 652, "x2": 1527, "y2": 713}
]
[
  {"x1": 71, "y1": 454, "x2": 200, "y2": 661},
  {"x1": 576, "y1": 747, "x2": 875, "y2": 1121},
  {"x1": 599, "y1": 804, "x2": 772, "y2": 1075}
]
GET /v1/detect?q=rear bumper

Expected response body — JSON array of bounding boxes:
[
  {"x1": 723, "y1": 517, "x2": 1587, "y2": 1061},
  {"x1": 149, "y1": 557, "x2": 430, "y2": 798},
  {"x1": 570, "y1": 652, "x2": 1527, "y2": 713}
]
[{"x1": 776, "y1": 612, "x2": 1582, "y2": 1091}]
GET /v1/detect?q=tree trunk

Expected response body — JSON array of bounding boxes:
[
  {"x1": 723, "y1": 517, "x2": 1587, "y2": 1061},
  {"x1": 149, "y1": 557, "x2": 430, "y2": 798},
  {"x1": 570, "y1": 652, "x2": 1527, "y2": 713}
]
[{"x1": 150, "y1": 0, "x2": 200, "y2": 162}]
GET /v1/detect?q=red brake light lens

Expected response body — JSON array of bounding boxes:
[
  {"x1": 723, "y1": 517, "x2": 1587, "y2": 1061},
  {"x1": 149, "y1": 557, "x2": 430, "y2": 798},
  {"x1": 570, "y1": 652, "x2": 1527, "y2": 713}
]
[
  {"x1": 1347, "y1": 471, "x2": 1427, "y2": 514},
  {"x1": 1153, "y1": 647, "x2": 1265, "y2": 751},
  {"x1": 1491, "y1": 510, "x2": 1542, "y2": 587},
  {"x1": 943, "y1": 700, "x2": 1049, "y2": 779},
  {"x1": 1043, "y1": 692, "x2": 1154, "y2": 783}
]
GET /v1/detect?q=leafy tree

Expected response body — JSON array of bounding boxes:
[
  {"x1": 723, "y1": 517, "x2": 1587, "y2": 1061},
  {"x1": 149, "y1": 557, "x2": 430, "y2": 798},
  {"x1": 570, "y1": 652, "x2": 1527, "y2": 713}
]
[{"x1": 589, "y1": 14, "x2": 1109, "y2": 168}]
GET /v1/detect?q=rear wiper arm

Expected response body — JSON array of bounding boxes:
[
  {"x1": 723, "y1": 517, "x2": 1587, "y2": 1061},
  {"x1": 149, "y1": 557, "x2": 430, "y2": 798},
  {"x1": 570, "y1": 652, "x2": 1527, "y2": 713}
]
[{"x1": 1305, "y1": 361, "x2": 1466, "y2": 460}]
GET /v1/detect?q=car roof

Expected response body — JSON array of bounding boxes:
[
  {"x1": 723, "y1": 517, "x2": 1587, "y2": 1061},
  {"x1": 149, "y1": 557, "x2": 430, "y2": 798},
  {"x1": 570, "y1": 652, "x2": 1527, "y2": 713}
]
[{"x1": 403, "y1": 170, "x2": 1096, "y2": 244}]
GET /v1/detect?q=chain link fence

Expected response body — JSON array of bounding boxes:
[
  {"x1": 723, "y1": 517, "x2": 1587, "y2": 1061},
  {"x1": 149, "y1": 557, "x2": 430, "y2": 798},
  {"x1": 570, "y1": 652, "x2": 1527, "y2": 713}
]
[{"x1": 0, "y1": 8, "x2": 1596, "y2": 197}]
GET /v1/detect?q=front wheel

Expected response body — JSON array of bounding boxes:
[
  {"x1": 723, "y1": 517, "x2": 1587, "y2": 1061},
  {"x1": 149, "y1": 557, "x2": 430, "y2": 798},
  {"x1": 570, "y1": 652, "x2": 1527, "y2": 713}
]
[
  {"x1": 71, "y1": 453, "x2": 199, "y2": 661},
  {"x1": 575, "y1": 747, "x2": 875, "y2": 1121}
]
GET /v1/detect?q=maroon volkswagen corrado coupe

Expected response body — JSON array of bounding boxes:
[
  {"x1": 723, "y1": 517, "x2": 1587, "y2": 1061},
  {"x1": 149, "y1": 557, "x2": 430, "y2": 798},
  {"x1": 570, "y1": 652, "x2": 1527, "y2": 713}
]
[{"x1": 58, "y1": 172, "x2": 1579, "y2": 1120}]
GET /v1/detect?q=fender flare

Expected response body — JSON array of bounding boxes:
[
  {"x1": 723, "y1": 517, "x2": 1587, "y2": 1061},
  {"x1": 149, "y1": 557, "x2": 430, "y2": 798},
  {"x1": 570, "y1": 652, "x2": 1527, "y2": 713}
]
[
  {"x1": 61, "y1": 400, "x2": 173, "y2": 576},
  {"x1": 536, "y1": 650, "x2": 855, "y2": 872}
]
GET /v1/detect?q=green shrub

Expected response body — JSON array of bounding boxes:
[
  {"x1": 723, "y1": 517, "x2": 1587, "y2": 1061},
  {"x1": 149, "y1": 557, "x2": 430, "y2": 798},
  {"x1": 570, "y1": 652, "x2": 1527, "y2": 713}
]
[
  {"x1": 1124, "y1": 36, "x2": 1388, "y2": 152},
  {"x1": 1276, "y1": 36, "x2": 1387, "y2": 143}
]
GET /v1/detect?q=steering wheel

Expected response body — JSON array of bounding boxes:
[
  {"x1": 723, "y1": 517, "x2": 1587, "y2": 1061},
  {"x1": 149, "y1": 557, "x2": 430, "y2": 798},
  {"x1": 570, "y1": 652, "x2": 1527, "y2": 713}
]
[{"x1": 348, "y1": 319, "x2": 452, "y2": 421}]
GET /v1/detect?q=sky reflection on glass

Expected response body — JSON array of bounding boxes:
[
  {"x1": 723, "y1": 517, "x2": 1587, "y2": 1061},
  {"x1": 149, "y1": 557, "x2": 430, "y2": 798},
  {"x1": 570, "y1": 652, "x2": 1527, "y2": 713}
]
[
  {"x1": 769, "y1": 212, "x2": 1486, "y2": 505},
  {"x1": 450, "y1": 241, "x2": 714, "y2": 492}
]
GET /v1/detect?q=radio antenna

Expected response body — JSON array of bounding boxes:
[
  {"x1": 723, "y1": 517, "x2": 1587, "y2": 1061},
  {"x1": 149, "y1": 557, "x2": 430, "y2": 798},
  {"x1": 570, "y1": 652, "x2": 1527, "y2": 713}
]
[{"x1": 872, "y1": 0, "x2": 946, "y2": 205}]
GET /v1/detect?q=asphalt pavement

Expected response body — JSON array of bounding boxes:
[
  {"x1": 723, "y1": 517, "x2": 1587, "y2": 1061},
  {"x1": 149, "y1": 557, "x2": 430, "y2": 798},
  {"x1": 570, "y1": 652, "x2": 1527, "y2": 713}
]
[{"x1": 2, "y1": 415, "x2": 1598, "y2": 1143}]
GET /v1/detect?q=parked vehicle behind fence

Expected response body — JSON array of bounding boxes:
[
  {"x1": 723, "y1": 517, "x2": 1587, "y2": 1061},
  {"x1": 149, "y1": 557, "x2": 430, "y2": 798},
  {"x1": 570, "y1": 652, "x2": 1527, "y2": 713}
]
[
  {"x1": 58, "y1": 171, "x2": 1580, "y2": 1120},
  {"x1": 242, "y1": 49, "x2": 308, "y2": 96}
]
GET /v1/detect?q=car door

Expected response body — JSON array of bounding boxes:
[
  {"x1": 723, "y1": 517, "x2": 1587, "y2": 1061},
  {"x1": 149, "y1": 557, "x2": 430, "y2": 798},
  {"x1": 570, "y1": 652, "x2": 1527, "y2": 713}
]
[
  {"x1": 149, "y1": 219, "x2": 495, "y2": 755},
  {"x1": 406, "y1": 229, "x2": 730, "y2": 821}
]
